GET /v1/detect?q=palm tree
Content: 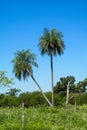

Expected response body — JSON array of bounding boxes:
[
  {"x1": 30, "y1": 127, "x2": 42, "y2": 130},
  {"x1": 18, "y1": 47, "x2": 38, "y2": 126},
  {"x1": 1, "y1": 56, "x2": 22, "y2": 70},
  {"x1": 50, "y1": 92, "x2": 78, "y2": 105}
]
[
  {"x1": 6, "y1": 88, "x2": 21, "y2": 96},
  {"x1": 38, "y1": 28, "x2": 65, "y2": 106},
  {"x1": 12, "y1": 49, "x2": 52, "y2": 107}
]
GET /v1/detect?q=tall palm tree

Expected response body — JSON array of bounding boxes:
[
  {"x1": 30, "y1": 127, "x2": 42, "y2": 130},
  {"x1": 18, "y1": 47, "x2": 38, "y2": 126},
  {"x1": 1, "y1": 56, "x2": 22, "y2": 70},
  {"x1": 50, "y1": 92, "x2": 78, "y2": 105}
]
[
  {"x1": 38, "y1": 28, "x2": 65, "y2": 106},
  {"x1": 12, "y1": 49, "x2": 52, "y2": 107}
]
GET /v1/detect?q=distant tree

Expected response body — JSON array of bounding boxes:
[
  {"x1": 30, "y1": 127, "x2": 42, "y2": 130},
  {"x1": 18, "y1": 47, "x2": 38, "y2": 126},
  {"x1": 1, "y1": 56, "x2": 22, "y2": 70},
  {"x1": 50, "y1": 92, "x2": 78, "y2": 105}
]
[
  {"x1": 12, "y1": 49, "x2": 52, "y2": 107},
  {"x1": 38, "y1": 28, "x2": 65, "y2": 106},
  {"x1": 6, "y1": 88, "x2": 21, "y2": 96},
  {"x1": 0, "y1": 71, "x2": 13, "y2": 87}
]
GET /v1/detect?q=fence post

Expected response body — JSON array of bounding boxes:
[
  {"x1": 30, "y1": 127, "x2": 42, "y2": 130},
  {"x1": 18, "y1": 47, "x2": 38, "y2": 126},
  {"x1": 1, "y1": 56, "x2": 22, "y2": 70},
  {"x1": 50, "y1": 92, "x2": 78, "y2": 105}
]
[{"x1": 22, "y1": 102, "x2": 24, "y2": 129}]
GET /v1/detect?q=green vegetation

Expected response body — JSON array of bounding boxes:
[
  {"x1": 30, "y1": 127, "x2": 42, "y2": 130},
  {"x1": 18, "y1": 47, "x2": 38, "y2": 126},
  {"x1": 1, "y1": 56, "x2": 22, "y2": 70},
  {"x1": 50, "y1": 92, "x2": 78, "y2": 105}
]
[
  {"x1": 0, "y1": 105, "x2": 87, "y2": 130},
  {"x1": 0, "y1": 27, "x2": 87, "y2": 129},
  {"x1": 0, "y1": 91, "x2": 87, "y2": 108},
  {"x1": 0, "y1": 75, "x2": 87, "y2": 108}
]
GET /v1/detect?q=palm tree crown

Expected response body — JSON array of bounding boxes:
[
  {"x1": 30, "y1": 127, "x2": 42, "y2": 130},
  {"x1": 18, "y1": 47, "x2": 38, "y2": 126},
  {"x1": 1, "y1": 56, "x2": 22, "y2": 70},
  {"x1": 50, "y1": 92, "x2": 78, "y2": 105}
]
[
  {"x1": 12, "y1": 49, "x2": 38, "y2": 80},
  {"x1": 38, "y1": 28, "x2": 65, "y2": 56}
]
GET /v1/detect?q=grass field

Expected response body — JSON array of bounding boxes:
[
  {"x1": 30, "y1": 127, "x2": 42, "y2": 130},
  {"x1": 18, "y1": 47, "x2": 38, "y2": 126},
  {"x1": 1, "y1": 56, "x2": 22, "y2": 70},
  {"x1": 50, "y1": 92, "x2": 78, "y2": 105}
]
[{"x1": 0, "y1": 105, "x2": 87, "y2": 130}]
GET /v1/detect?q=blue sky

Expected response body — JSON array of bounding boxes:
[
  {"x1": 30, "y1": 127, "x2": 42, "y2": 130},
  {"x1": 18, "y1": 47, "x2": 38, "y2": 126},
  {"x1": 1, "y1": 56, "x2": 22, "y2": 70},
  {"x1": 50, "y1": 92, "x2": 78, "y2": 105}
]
[{"x1": 0, "y1": 0, "x2": 87, "y2": 93}]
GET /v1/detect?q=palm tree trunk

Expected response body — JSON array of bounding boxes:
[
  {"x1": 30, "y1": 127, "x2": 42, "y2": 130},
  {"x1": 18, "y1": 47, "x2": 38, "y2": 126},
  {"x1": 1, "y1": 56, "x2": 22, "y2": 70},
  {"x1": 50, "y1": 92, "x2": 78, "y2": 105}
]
[
  {"x1": 50, "y1": 54, "x2": 54, "y2": 106},
  {"x1": 27, "y1": 69, "x2": 53, "y2": 107}
]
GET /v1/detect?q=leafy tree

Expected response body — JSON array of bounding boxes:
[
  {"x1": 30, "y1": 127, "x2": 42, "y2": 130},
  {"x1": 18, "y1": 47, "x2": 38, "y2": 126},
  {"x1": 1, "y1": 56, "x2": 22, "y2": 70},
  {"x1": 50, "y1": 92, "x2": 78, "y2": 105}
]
[
  {"x1": 12, "y1": 49, "x2": 52, "y2": 106},
  {"x1": 54, "y1": 76, "x2": 87, "y2": 105},
  {"x1": 54, "y1": 76, "x2": 75, "y2": 95},
  {"x1": 54, "y1": 76, "x2": 76, "y2": 105},
  {"x1": 38, "y1": 28, "x2": 65, "y2": 106},
  {"x1": 0, "y1": 71, "x2": 13, "y2": 87},
  {"x1": 77, "y1": 78, "x2": 87, "y2": 93}
]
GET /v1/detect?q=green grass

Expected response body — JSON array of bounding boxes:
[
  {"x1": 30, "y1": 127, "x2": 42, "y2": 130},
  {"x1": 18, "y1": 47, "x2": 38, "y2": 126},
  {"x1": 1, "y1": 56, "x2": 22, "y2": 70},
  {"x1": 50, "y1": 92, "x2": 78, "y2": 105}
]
[{"x1": 0, "y1": 105, "x2": 87, "y2": 130}]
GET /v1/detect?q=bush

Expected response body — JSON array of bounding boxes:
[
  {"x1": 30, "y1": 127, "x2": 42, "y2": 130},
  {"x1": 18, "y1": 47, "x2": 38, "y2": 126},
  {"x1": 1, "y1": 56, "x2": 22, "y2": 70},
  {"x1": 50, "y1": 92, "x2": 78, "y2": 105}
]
[{"x1": 76, "y1": 94, "x2": 87, "y2": 105}]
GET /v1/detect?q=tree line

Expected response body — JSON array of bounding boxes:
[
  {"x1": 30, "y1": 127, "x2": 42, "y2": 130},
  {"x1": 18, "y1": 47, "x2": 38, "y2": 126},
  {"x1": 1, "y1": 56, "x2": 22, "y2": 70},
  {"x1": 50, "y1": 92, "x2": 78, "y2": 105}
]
[{"x1": 0, "y1": 75, "x2": 87, "y2": 107}]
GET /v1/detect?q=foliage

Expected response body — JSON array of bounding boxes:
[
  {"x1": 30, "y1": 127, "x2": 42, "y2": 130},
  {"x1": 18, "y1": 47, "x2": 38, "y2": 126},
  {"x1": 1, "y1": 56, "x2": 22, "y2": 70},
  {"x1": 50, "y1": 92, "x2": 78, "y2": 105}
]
[
  {"x1": 19, "y1": 91, "x2": 45, "y2": 107},
  {"x1": 0, "y1": 105, "x2": 87, "y2": 129},
  {"x1": 54, "y1": 76, "x2": 76, "y2": 95},
  {"x1": 76, "y1": 78, "x2": 87, "y2": 93},
  {"x1": 0, "y1": 90, "x2": 87, "y2": 107},
  {"x1": 0, "y1": 71, "x2": 13, "y2": 87},
  {"x1": 0, "y1": 95, "x2": 19, "y2": 107},
  {"x1": 75, "y1": 94, "x2": 87, "y2": 105},
  {"x1": 54, "y1": 76, "x2": 87, "y2": 97}
]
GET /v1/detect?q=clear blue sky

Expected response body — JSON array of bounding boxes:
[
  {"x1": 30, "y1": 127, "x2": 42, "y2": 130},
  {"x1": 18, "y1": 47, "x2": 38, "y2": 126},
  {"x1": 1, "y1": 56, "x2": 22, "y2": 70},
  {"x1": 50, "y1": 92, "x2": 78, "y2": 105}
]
[{"x1": 0, "y1": 0, "x2": 87, "y2": 93}]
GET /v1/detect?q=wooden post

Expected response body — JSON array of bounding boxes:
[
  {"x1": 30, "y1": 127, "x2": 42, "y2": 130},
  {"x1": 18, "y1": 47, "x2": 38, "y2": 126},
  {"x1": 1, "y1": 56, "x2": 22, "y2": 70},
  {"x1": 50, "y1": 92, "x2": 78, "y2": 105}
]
[
  {"x1": 22, "y1": 102, "x2": 24, "y2": 129},
  {"x1": 74, "y1": 95, "x2": 77, "y2": 111},
  {"x1": 66, "y1": 84, "x2": 69, "y2": 105}
]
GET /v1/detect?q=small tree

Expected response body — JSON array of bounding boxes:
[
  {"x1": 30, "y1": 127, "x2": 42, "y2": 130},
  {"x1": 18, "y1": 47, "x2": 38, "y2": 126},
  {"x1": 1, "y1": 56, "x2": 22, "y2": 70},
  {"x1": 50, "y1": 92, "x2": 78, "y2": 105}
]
[
  {"x1": 54, "y1": 76, "x2": 75, "y2": 95},
  {"x1": 54, "y1": 76, "x2": 76, "y2": 105}
]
